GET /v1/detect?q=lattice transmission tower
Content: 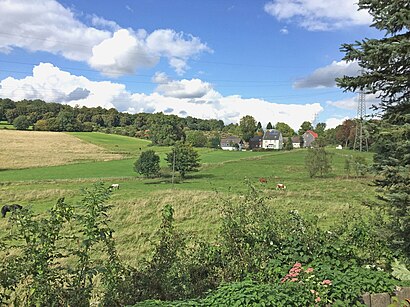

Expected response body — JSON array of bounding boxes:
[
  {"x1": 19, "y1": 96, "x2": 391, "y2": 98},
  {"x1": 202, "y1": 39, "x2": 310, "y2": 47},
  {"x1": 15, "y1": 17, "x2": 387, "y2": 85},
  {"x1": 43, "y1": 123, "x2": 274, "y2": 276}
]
[{"x1": 353, "y1": 89, "x2": 369, "y2": 151}]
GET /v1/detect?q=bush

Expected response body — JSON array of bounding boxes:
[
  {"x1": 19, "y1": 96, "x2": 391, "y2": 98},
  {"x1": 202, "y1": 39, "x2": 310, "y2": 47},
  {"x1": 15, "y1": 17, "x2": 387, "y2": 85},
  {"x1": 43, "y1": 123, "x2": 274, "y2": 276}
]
[
  {"x1": 12, "y1": 115, "x2": 30, "y2": 130},
  {"x1": 305, "y1": 147, "x2": 333, "y2": 178}
]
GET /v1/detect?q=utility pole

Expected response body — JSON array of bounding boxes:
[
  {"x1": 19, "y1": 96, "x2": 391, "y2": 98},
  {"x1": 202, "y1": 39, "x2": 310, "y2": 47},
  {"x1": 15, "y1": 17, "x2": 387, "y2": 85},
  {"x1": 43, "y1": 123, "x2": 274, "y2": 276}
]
[
  {"x1": 171, "y1": 148, "x2": 176, "y2": 187},
  {"x1": 353, "y1": 84, "x2": 369, "y2": 152}
]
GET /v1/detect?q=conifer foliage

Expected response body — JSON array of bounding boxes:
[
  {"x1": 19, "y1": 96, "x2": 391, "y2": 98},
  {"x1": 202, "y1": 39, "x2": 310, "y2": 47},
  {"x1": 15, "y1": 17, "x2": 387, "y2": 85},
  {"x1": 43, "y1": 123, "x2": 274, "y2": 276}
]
[{"x1": 337, "y1": 0, "x2": 410, "y2": 256}]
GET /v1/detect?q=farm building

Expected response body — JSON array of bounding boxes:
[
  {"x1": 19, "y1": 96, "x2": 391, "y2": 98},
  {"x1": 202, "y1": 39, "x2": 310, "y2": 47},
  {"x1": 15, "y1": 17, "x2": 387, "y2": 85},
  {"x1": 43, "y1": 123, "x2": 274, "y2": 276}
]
[
  {"x1": 249, "y1": 136, "x2": 263, "y2": 150},
  {"x1": 292, "y1": 136, "x2": 302, "y2": 148},
  {"x1": 262, "y1": 129, "x2": 283, "y2": 149},
  {"x1": 302, "y1": 130, "x2": 318, "y2": 147},
  {"x1": 220, "y1": 136, "x2": 243, "y2": 151}
]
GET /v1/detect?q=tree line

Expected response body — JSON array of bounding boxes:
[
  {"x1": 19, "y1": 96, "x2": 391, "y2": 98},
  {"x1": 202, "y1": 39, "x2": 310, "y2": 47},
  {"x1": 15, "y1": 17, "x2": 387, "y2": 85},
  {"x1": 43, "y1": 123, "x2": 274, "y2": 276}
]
[{"x1": 0, "y1": 97, "x2": 375, "y2": 149}]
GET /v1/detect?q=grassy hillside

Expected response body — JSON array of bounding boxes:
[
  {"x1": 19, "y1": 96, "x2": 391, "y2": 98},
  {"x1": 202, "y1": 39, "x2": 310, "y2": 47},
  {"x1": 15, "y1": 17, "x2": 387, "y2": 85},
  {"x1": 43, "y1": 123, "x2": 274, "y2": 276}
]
[{"x1": 0, "y1": 131, "x2": 376, "y2": 265}]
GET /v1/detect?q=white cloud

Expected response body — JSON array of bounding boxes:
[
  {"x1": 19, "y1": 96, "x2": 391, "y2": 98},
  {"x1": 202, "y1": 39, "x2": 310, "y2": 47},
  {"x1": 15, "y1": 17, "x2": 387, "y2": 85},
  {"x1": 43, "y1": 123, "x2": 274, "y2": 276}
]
[
  {"x1": 89, "y1": 29, "x2": 158, "y2": 77},
  {"x1": 327, "y1": 93, "x2": 380, "y2": 110},
  {"x1": 0, "y1": 0, "x2": 211, "y2": 76},
  {"x1": 153, "y1": 74, "x2": 213, "y2": 99},
  {"x1": 264, "y1": 0, "x2": 372, "y2": 31},
  {"x1": 0, "y1": 63, "x2": 127, "y2": 109},
  {"x1": 280, "y1": 27, "x2": 289, "y2": 34},
  {"x1": 325, "y1": 116, "x2": 349, "y2": 129},
  {"x1": 146, "y1": 29, "x2": 212, "y2": 75},
  {"x1": 90, "y1": 15, "x2": 121, "y2": 31},
  {"x1": 294, "y1": 60, "x2": 360, "y2": 88},
  {"x1": 0, "y1": 0, "x2": 110, "y2": 61},
  {"x1": 0, "y1": 63, "x2": 323, "y2": 129}
]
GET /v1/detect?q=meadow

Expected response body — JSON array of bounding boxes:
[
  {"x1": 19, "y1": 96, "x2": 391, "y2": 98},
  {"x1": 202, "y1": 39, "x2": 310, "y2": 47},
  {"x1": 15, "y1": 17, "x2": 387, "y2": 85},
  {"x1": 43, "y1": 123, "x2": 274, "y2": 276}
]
[{"x1": 0, "y1": 130, "x2": 375, "y2": 265}]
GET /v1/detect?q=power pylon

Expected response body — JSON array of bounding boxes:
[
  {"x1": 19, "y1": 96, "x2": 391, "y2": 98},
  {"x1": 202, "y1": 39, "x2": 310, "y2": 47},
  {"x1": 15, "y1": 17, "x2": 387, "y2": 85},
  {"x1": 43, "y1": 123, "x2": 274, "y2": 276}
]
[{"x1": 353, "y1": 89, "x2": 369, "y2": 151}]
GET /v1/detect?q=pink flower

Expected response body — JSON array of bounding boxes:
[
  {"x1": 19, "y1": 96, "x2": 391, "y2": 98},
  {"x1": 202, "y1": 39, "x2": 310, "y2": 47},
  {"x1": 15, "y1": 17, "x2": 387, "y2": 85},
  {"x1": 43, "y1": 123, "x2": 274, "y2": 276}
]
[
  {"x1": 310, "y1": 289, "x2": 316, "y2": 294},
  {"x1": 315, "y1": 297, "x2": 321, "y2": 303},
  {"x1": 294, "y1": 262, "x2": 302, "y2": 268},
  {"x1": 291, "y1": 278, "x2": 298, "y2": 282},
  {"x1": 322, "y1": 279, "x2": 332, "y2": 285},
  {"x1": 305, "y1": 267, "x2": 314, "y2": 273}
]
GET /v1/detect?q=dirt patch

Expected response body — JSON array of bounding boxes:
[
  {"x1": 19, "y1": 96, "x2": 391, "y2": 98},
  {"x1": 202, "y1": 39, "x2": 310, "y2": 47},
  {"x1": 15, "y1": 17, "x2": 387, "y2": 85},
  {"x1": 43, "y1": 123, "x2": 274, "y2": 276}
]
[{"x1": 1, "y1": 130, "x2": 123, "y2": 169}]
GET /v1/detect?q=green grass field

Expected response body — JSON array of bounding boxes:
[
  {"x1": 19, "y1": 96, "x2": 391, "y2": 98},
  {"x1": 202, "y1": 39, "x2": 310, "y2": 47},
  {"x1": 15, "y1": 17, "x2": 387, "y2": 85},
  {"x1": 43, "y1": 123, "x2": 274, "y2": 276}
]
[{"x1": 0, "y1": 131, "x2": 376, "y2": 265}]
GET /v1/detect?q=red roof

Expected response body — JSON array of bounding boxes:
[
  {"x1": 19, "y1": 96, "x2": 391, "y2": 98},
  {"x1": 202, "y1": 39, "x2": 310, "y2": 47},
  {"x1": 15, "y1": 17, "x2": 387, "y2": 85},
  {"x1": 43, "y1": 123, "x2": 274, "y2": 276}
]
[{"x1": 306, "y1": 130, "x2": 318, "y2": 138}]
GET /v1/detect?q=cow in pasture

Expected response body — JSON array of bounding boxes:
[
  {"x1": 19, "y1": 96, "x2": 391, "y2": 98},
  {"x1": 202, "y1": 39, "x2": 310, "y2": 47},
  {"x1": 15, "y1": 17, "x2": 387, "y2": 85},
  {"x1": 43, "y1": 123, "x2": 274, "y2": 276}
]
[
  {"x1": 110, "y1": 183, "x2": 120, "y2": 190},
  {"x1": 259, "y1": 177, "x2": 267, "y2": 184},
  {"x1": 1, "y1": 204, "x2": 23, "y2": 218},
  {"x1": 276, "y1": 183, "x2": 286, "y2": 190}
]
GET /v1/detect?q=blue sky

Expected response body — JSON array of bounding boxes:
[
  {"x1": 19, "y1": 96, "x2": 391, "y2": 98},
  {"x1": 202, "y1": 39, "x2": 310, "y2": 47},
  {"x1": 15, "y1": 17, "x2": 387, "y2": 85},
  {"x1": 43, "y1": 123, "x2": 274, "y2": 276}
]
[{"x1": 0, "y1": 0, "x2": 382, "y2": 129}]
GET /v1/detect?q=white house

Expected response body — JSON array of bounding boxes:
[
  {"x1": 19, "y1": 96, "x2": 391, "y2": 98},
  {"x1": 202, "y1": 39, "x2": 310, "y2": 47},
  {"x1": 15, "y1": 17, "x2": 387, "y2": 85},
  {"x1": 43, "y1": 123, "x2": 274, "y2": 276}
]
[
  {"x1": 262, "y1": 129, "x2": 283, "y2": 149},
  {"x1": 291, "y1": 136, "x2": 301, "y2": 148},
  {"x1": 220, "y1": 136, "x2": 243, "y2": 151}
]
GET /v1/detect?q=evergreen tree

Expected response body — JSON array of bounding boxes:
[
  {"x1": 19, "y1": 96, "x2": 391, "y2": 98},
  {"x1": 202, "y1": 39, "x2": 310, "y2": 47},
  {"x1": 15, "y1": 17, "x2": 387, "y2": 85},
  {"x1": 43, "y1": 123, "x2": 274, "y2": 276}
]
[
  {"x1": 266, "y1": 122, "x2": 273, "y2": 130},
  {"x1": 337, "y1": 0, "x2": 410, "y2": 256}
]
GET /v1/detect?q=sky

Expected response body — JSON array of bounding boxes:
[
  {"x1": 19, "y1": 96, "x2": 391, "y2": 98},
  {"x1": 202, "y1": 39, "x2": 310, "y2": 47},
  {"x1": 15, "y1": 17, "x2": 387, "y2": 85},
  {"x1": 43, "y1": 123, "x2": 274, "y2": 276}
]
[{"x1": 0, "y1": 0, "x2": 383, "y2": 130}]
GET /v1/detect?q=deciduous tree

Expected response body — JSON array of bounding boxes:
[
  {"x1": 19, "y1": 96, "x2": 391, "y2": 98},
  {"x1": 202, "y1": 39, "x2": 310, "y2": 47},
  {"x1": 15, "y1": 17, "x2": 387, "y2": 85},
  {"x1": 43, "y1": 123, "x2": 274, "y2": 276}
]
[
  {"x1": 134, "y1": 150, "x2": 161, "y2": 178},
  {"x1": 165, "y1": 143, "x2": 200, "y2": 179},
  {"x1": 239, "y1": 115, "x2": 257, "y2": 142}
]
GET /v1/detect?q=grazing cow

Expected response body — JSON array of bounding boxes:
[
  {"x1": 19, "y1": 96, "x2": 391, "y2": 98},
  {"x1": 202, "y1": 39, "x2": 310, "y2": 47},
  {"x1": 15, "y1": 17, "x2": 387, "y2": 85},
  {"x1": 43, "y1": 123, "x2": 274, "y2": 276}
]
[
  {"x1": 1, "y1": 204, "x2": 23, "y2": 218},
  {"x1": 259, "y1": 177, "x2": 267, "y2": 184},
  {"x1": 110, "y1": 183, "x2": 120, "y2": 190},
  {"x1": 276, "y1": 183, "x2": 286, "y2": 190}
]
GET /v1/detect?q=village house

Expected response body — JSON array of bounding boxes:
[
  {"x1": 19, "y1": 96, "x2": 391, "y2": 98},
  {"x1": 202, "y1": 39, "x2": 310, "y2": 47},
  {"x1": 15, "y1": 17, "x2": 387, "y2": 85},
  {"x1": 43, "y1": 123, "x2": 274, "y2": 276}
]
[
  {"x1": 248, "y1": 136, "x2": 263, "y2": 150},
  {"x1": 262, "y1": 129, "x2": 283, "y2": 150},
  {"x1": 292, "y1": 136, "x2": 302, "y2": 148},
  {"x1": 220, "y1": 136, "x2": 243, "y2": 151},
  {"x1": 302, "y1": 130, "x2": 318, "y2": 147}
]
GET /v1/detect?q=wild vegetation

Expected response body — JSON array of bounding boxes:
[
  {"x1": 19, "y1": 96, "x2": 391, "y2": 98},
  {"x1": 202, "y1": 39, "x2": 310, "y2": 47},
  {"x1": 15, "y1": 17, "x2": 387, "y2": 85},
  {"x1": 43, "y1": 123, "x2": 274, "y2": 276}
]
[{"x1": 0, "y1": 0, "x2": 408, "y2": 304}]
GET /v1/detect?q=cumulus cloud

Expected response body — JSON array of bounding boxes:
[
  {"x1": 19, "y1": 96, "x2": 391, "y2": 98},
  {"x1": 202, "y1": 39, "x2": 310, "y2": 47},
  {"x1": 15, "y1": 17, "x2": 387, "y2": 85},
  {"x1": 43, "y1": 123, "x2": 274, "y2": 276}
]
[
  {"x1": 294, "y1": 60, "x2": 360, "y2": 88},
  {"x1": 0, "y1": 63, "x2": 323, "y2": 129},
  {"x1": 89, "y1": 29, "x2": 158, "y2": 77},
  {"x1": 0, "y1": 63, "x2": 128, "y2": 110},
  {"x1": 89, "y1": 15, "x2": 121, "y2": 31},
  {"x1": 264, "y1": 0, "x2": 372, "y2": 31},
  {"x1": 326, "y1": 93, "x2": 380, "y2": 110},
  {"x1": 146, "y1": 29, "x2": 212, "y2": 75},
  {"x1": 153, "y1": 73, "x2": 213, "y2": 99},
  {"x1": 0, "y1": 0, "x2": 110, "y2": 60},
  {"x1": 0, "y1": 0, "x2": 211, "y2": 76},
  {"x1": 325, "y1": 116, "x2": 349, "y2": 129},
  {"x1": 65, "y1": 87, "x2": 90, "y2": 102}
]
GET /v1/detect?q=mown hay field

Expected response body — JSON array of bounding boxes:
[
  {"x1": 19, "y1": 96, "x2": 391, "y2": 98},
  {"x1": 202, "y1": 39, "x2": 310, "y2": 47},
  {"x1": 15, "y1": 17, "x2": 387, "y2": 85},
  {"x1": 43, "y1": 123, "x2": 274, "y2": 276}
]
[
  {"x1": 0, "y1": 131, "x2": 376, "y2": 265},
  {"x1": 0, "y1": 130, "x2": 123, "y2": 170}
]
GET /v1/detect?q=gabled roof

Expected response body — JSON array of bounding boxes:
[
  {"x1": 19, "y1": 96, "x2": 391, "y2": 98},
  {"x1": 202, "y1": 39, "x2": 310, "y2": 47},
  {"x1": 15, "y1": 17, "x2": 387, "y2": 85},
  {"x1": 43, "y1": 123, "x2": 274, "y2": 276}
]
[
  {"x1": 249, "y1": 136, "x2": 262, "y2": 142},
  {"x1": 263, "y1": 129, "x2": 282, "y2": 140},
  {"x1": 304, "y1": 130, "x2": 318, "y2": 138},
  {"x1": 291, "y1": 136, "x2": 301, "y2": 143}
]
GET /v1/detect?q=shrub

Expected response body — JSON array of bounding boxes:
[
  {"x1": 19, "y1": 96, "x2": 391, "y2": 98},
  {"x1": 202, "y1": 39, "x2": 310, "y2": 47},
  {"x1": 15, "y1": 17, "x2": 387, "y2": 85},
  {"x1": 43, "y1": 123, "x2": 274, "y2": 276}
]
[
  {"x1": 12, "y1": 115, "x2": 30, "y2": 130},
  {"x1": 305, "y1": 147, "x2": 333, "y2": 178}
]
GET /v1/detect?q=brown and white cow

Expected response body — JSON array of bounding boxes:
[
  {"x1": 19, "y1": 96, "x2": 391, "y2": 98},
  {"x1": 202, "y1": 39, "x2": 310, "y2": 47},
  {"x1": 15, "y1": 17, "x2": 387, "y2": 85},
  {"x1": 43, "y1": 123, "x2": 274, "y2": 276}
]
[{"x1": 276, "y1": 183, "x2": 286, "y2": 190}]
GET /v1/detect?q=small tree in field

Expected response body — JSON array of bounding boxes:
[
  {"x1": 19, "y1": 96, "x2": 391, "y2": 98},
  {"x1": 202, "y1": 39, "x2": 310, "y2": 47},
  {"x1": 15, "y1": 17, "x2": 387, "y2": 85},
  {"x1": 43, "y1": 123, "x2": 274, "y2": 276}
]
[
  {"x1": 134, "y1": 150, "x2": 160, "y2": 178},
  {"x1": 166, "y1": 143, "x2": 200, "y2": 179},
  {"x1": 305, "y1": 148, "x2": 332, "y2": 178}
]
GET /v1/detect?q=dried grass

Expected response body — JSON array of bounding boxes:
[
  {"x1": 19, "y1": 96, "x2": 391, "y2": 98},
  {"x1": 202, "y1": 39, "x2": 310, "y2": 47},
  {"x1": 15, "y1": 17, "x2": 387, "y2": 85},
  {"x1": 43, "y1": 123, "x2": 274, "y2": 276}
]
[{"x1": 1, "y1": 130, "x2": 123, "y2": 169}]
